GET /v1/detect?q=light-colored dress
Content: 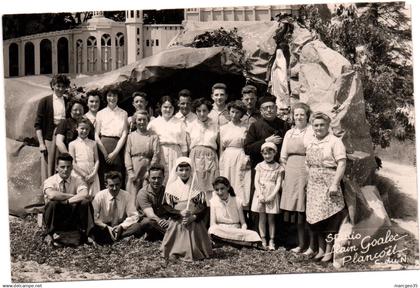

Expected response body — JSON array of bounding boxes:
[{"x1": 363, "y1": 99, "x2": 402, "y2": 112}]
[
  {"x1": 208, "y1": 194, "x2": 261, "y2": 245},
  {"x1": 68, "y1": 137, "x2": 100, "y2": 197},
  {"x1": 161, "y1": 171, "x2": 212, "y2": 261},
  {"x1": 124, "y1": 130, "x2": 160, "y2": 197},
  {"x1": 219, "y1": 122, "x2": 251, "y2": 208},
  {"x1": 251, "y1": 161, "x2": 282, "y2": 214},
  {"x1": 305, "y1": 133, "x2": 346, "y2": 224},
  {"x1": 186, "y1": 118, "x2": 219, "y2": 204},
  {"x1": 148, "y1": 116, "x2": 187, "y2": 184},
  {"x1": 280, "y1": 126, "x2": 313, "y2": 213}
]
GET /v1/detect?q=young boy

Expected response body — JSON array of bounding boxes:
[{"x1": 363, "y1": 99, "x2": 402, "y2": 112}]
[{"x1": 208, "y1": 83, "x2": 230, "y2": 127}]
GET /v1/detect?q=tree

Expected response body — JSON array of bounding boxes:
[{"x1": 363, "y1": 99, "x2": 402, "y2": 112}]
[{"x1": 299, "y1": 2, "x2": 413, "y2": 148}]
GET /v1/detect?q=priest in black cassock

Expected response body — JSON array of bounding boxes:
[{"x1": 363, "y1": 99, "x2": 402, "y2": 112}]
[{"x1": 244, "y1": 93, "x2": 290, "y2": 246}]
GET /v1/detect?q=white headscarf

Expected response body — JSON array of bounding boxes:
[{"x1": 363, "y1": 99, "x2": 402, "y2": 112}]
[{"x1": 164, "y1": 157, "x2": 202, "y2": 202}]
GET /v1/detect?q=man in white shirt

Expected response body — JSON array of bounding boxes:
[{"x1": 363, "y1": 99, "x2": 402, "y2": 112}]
[
  {"x1": 208, "y1": 83, "x2": 230, "y2": 127},
  {"x1": 173, "y1": 89, "x2": 197, "y2": 129},
  {"x1": 90, "y1": 171, "x2": 142, "y2": 244},
  {"x1": 43, "y1": 153, "x2": 94, "y2": 247}
]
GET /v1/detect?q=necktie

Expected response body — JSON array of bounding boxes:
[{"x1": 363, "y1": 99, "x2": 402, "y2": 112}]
[
  {"x1": 110, "y1": 197, "x2": 119, "y2": 227},
  {"x1": 60, "y1": 180, "x2": 67, "y2": 194}
]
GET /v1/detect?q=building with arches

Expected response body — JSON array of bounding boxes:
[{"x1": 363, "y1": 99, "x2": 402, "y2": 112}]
[{"x1": 3, "y1": 6, "x2": 298, "y2": 78}]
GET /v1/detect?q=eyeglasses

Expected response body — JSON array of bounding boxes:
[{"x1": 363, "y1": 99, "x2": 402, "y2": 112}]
[{"x1": 260, "y1": 105, "x2": 276, "y2": 111}]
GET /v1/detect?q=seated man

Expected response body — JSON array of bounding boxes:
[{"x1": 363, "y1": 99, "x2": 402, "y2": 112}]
[
  {"x1": 136, "y1": 164, "x2": 169, "y2": 240},
  {"x1": 91, "y1": 171, "x2": 142, "y2": 244},
  {"x1": 43, "y1": 153, "x2": 94, "y2": 247}
]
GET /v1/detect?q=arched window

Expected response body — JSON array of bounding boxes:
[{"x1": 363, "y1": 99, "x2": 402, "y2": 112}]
[
  {"x1": 115, "y1": 32, "x2": 125, "y2": 69},
  {"x1": 24, "y1": 42, "x2": 35, "y2": 75},
  {"x1": 101, "y1": 34, "x2": 112, "y2": 72},
  {"x1": 9, "y1": 43, "x2": 19, "y2": 77},
  {"x1": 76, "y1": 39, "x2": 83, "y2": 73},
  {"x1": 57, "y1": 37, "x2": 69, "y2": 73},
  {"x1": 87, "y1": 36, "x2": 97, "y2": 73},
  {"x1": 40, "y1": 39, "x2": 52, "y2": 74}
]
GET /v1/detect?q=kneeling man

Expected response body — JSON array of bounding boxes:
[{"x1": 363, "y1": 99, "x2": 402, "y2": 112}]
[
  {"x1": 43, "y1": 153, "x2": 94, "y2": 247},
  {"x1": 136, "y1": 164, "x2": 169, "y2": 240},
  {"x1": 91, "y1": 171, "x2": 142, "y2": 244}
]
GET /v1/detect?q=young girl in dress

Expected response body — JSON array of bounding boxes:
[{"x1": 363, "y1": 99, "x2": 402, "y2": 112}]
[
  {"x1": 161, "y1": 157, "x2": 212, "y2": 261},
  {"x1": 208, "y1": 176, "x2": 261, "y2": 248},
  {"x1": 125, "y1": 110, "x2": 160, "y2": 198},
  {"x1": 251, "y1": 142, "x2": 283, "y2": 250},
  {"x1": 68, "y1": 118, "x2": 100, "y2": 197}
]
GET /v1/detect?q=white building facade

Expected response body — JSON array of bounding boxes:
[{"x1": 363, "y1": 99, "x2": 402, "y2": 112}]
[{"x1": 3, "y1": 6, "x2": 297, "y2": 78}]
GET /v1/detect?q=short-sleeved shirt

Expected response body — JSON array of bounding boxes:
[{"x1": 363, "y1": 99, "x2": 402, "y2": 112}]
[
  {"x1": 43, "y1": 173, "x2": 87, "y2": 202},
  {"x1": 305, "y1": 133, "x2": 346, "y2": 168},
  {"x1": 241, "y1": 110, "x2": 261, "y2": 129},
  {"x1": 96, "y1": 106, "x2": 128, "y2": 137},
  {"x1": 147, "y1": 116, "x2": 188, "y2": 153},
  {"x1": 186, "y1": 118, "x2": 219, "y2": 150},
  {"x1": 208, "y1": 107, "x2": 230, "y2": 127},
  {"x1": 173, "y1": 111, "x2": 197, "y2": 129},
  {"x1": 136, "y1": 184, "x2": 167, "y2": 219}
]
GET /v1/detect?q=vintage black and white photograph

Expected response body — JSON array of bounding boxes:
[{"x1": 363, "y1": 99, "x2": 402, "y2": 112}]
[{"x1": 1, "y1": 0, "x2": 419, "y2": 286}]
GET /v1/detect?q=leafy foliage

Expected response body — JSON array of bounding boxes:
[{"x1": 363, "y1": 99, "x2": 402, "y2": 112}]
[
  {"x1": 186, "y1": 27, "x2": 251, "y2": 72},
  {"x1": 298, "y1": 3, "x2": 413, "y2": 148},
  {"x1": 2, "y1": 11, "x2": 125, "y2": 40}
]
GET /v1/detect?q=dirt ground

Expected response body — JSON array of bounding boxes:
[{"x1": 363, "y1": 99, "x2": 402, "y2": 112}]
[{"x1": 8, "y1": 161, "x2": 420, "y2": 283}]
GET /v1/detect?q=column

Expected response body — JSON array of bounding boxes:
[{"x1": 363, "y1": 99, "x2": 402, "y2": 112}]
[
  {"x1": 3, "y1": 43, "x2": 9, "y2": 77},
  {"x1": 96, "y1": 34, "x2": 102, "y2": 73},
  {"x1": 52, "y1": 37, "x2": 58, "y2": 75},
  {"x1": 111, "y1": 32, "x2": 117, "y2": 70},
  {"x1": 33, "y1": 39, "x2": 40, "y2": 75},
  {"x1": 82, "y1": 37, "x2": 88, "y2": 74},
  {"x1": 68, "y1": 36, "x2": 74, "y2": 74},
  {"x1": 18, "y1": 41, "x2": 25, "y2": 76}
]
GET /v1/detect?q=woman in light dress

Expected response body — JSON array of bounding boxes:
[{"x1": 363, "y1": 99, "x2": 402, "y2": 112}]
[
  {"x1": 148, "y1": 95, "x2": 188, "y2": 184},
  {"x1": 280, "y1": 102, "x2": 315, "y2": 255},
  {"x1": 305, "y1": 112, "x2": 347, "y2": 262},
  {"x1": 219, "y1": 100, "x2": 251, "y2": 210}
]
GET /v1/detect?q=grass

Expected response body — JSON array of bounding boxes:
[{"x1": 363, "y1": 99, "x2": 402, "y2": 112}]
[{"x1": 9, "y1": 215, "x2": 419, "y2": 283}]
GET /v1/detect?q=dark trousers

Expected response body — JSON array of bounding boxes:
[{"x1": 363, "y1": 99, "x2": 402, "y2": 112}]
[
  {"x1": 137, "y1": 217, "x2": 167, "y2": 240},
  {"x1": 98, "y1": 136, "x2": 126, "y2": 189},
  {"x1": 43, "y1": 199, "x2": 94, "y2": 237},
  {"x1": 90, "y1": 222, "x2": 144, "y2": 245}
]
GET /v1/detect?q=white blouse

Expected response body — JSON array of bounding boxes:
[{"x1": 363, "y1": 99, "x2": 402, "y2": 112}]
[
  {"x1": 96, "y1": 106, "x2": 128, "y2": 138},
  {"x1": 186, "y1": 118, "x2": 218, "y2": 151},
  {"x1": 147, "y1": 116, "x2": 188, "y2": 153}
]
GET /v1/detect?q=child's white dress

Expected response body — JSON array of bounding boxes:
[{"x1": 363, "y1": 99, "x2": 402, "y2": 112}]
[
  {"x1": 69, "y1": 137, "x2": 100, "y2": 197},
  {"x1": 251, "y1": 161, "x2": 281, "y2": 214}
]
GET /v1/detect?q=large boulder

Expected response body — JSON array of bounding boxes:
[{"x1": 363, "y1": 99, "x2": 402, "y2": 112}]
[
  {"x1": 279, "y1": 22, "x2": 377, "y2": 224},
  {"x1": 4, "y1": 76, "x2": 51, "y2": 141},
  {"x1": 7, "y1": 138, "x2": 43, "y2": 217},
  {"x1": 169, "y1": 20, "x2": 279, "y2": 82}
]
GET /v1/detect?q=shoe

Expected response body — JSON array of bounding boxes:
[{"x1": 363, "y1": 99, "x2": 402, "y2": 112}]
[
  {"x1": 321, "y1": 253, "x2": 333, "y2": 262},
  {"x1": 303, "y1": 248, "x2": 315, "y2": 258},
  {"x1": 86, "y1": 237, "x2": 98, "y2": 248},
  {"x1": 44, "y1": 234, "x2": 53, "y2": 246},
  {"x1": 291, "y1": 246, "x2": 302, "y2": 253},
  {"x1": 261, "y1": 239, "x2": 267, "y2": 250},
  {"x1": 313, "y1": 251, "x2": 325, "y2": 261},
  {"x1": 268, "y1": 240, "x2": 275, "y2": 251}
]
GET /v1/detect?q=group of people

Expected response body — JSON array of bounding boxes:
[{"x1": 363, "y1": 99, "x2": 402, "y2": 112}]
[{"x1": 35, "y1": 74, "x2": 348, "y2": 263}]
